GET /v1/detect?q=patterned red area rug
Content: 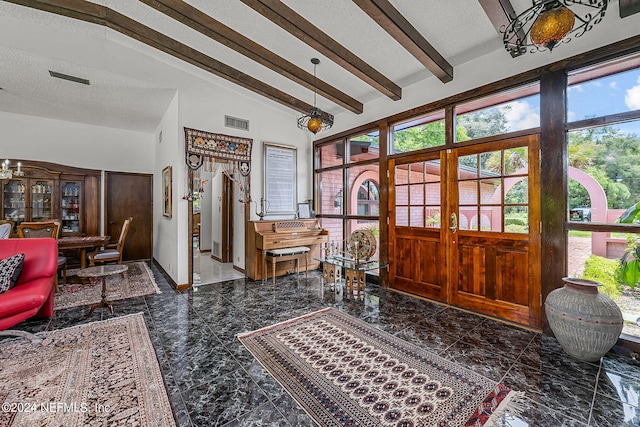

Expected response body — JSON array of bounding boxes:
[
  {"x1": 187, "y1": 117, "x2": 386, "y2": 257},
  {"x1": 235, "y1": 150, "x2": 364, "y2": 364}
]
[
  {"x1": 55, "y1": 262, "x2": 161, "y2": 311},
  {"x1": 0, "y1": 313, "x2": 175, "y2": 427},
  {"x1": 238, "y1": 308, "x2": 523, "y2": 427}
]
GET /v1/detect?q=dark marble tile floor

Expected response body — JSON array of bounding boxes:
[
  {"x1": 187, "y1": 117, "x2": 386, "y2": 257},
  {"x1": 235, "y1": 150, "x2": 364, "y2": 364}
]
[{"x1": 9, "y1": 263, "x2": 640, "y2": 426}]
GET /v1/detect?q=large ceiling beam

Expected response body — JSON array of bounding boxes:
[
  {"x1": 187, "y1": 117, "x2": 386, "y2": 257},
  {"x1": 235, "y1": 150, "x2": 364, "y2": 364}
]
[
  {"x1": 477, "y1": 0, "x2": 525, "y2": 58},
  {"x1": 239, "y1": 0, "x2": 402, "y2": 101},
  {"x1": 139, "y1": 0, "x2": 363, "y2": 114},
  {"x1": 352, "y1": 0, "x2": 453, "y2": 83},
  {"x1": 4, "y1": 0, "x2": 324, "y2": 116},
  {"x1": 620, "y1": 0, "x2": 640, "y2": 18}
]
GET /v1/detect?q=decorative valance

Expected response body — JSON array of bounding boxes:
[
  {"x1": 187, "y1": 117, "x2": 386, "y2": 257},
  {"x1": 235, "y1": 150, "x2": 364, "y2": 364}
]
[
  {"x1": 183, "y1": 127, "x2": 253, "y2": 202},
  {"x1": 184, "y1": 127, "x2": 252, "y2": 165}
]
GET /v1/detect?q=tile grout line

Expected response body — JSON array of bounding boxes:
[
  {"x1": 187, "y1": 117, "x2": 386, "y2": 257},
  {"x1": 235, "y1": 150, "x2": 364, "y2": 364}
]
[{"x1": 586, "y1": 359, "x2": 604, "y2": 426}]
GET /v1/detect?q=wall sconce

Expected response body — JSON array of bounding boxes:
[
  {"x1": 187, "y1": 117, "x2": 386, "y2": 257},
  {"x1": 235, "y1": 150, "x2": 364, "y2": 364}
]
[{"x1": 334, "y1": 189, "x2": 343, "y2": 207}]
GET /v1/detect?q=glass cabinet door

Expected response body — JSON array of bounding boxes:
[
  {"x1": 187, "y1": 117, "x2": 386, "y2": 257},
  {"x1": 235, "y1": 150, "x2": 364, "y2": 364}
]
[
  {"x1": 3, "y1": 179, "x2": 26, "y2": 227},
  {"x1": 61, "y1": 181, "x2": 81, "y2": 234},
  {"x1": 30, "y1": 180, "x2": 53, "y2": 221}
]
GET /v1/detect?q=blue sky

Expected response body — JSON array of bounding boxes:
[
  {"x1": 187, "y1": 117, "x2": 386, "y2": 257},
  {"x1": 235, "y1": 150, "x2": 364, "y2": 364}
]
[
  {"x1": 497, "y1": 67, "x2": 640, "y2": 136},
  {"x1": 567, "y1": 67, "x2": 640, "y2": 135}
]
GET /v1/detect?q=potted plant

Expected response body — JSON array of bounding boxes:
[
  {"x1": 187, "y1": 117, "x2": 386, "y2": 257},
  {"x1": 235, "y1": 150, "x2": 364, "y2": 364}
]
[{"x1": 618, "y1": 202, "x2": 640, "y2": 288}]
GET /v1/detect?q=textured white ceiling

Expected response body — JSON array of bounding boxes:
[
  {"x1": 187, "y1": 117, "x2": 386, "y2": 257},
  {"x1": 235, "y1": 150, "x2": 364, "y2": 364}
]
[{"x1": 0, "y1": 0, "x2": 635, "y2": 134}]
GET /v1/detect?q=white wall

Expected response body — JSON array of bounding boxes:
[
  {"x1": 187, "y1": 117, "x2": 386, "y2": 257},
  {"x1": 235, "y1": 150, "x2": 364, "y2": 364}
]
[
  {"x1": 174, "y1": 80, "x2": 314, "y2": 276},
  {"x1": 153, "y1": 92, "x2": 180, "y2": 282},
  {"x1": 0, "y1": 111, "x2": 154, "y2": 172}
]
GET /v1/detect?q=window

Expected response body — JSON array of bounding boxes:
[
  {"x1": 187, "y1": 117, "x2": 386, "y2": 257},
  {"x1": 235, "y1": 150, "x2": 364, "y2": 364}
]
[
  {"x1": 567, "y1": 55, "x2": 640, "y2": 340},
  {"x1": 458, "y1": 148, "x2": 529, "y2": 233},
  {"x1": 455, "y1": 84, "x2": 540, "y2": 142},
  {"x1": 395, "y1": 160, "x2": 441, "y2": 228},
  {"x1": 357, "y1": 180, "x2": 379, "y2": 216},
  {"x1": 392, "y1": 110, "x2": 445, "y2": 154}
]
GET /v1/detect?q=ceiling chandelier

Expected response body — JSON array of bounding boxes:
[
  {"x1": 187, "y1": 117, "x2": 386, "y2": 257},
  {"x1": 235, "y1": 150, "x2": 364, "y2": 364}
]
[
  {"x1": 503, "y1": 0, "x2": 608, "y2": 55},
  {"x1": 0, "y1": 159, "x2": 24, "y2": 180},
  {"x1": 297, "y1": 58, "x2": 334, "y2": 134}
]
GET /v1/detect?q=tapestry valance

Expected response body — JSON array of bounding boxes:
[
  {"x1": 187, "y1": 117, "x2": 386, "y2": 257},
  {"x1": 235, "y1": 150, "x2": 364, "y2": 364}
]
[
  {"x1": 183, "y1": 127, "x2": 253, "y2": 202},
  {"x1": 184, "y1": 127, "x2": 252, "y2": 164}
]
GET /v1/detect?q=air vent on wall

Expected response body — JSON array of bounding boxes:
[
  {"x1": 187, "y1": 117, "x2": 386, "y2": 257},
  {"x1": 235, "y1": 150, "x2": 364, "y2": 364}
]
[
  {"x1": 225, "y1": 115, "x2": 249, "y2": 131},
  {"x1": 213, "y1": 241, "x2": 221, "y2": 258},
  {"x1": 49, "y1": 70, "x2": 90, "y2": 85}
]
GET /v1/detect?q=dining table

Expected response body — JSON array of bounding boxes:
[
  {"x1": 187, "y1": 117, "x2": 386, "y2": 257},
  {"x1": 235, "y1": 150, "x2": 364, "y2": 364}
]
[{"x1": 57, "y1": 235, "x2": 110, "y2": 268}]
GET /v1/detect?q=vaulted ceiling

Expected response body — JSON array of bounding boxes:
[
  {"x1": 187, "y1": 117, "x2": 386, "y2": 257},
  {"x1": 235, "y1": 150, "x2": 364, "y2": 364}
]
[{"x1": 0, "y1": 0, "x2": 639, "y2": 133}]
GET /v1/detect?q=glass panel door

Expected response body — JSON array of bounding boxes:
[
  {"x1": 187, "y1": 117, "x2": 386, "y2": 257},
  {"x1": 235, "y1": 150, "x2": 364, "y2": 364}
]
[
  {"x1": 31, "y1": 180, "x2": 53, "y2": 221},
  {"x1": 61, "y1": 182, "x2": 81, "y2": 234},
  {"x1": 3, "y1": 179, "x2": 26, "y2": 228}
]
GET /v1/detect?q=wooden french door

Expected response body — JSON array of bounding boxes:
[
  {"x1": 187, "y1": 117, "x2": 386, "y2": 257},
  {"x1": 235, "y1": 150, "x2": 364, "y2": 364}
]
[{"x1": 389, "y1": 135, "x2": 541, "y2": 327}]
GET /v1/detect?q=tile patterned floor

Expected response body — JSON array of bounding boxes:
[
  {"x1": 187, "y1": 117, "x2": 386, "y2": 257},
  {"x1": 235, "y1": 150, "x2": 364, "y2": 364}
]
[{"x1": 10, "y1": 263, "x2": 640, "y2": 426}]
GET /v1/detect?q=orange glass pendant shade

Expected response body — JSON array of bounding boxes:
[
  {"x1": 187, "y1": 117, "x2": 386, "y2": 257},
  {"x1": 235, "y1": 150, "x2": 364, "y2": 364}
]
[
  {"x1": 307, "y1": 117, "x2": 323, "y2": 134},
  {"x1": 530, "y1": 5, "x2": 575, "y2": 51}
]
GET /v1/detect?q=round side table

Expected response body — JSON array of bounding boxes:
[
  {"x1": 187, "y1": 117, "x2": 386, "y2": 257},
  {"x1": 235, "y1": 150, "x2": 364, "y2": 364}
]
[{"x1": 77, "y1": 264, "x2": 128, "y2": 316}]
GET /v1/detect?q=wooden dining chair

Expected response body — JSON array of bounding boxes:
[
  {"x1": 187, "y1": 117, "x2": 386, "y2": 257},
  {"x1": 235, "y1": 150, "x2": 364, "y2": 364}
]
[
  {"x1": 17, "y1": 221, "x2": 66, "y2": 291},
  {"x1": 89, "y1": 217, "x2": 133, "y2": 267}
]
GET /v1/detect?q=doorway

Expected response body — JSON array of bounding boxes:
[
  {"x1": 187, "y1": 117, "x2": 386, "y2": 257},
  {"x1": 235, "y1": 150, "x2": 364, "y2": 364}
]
[
  {"x1": 191, "y1": 173, "x2": 242, "y2": 286},
  {"x1": 389, "y1": 135, "x2": 541, "y2": 327}
]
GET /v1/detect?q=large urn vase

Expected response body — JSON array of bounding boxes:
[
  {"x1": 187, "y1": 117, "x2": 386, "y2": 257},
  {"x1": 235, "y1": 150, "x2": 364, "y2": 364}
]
[{"x1": 545, "y1": 277, "x2": 623, "y2": 362}]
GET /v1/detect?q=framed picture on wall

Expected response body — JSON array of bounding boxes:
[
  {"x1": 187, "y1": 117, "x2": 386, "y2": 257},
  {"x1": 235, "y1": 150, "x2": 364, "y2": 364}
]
[
  {"x1": 162, "y1": 166, "x2": 172, "y2": 218},
  {"x1": 297, "y1": 202, "x2": 311, "y2": 219},
  {"x1": 264, "y1": 143, "x2": 297, "y2": 215}
]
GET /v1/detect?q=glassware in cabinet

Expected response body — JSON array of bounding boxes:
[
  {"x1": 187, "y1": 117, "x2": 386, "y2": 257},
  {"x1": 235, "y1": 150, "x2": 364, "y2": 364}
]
[
  {"x1": 30, "y1": 180, "x2": 53, "y2": 221},
  {"x1": 2, "y1": 179, "x2": 26, "y2": 227},
  {"x1": 61, "y1": 181, "x2": 81, "y2": 234}
]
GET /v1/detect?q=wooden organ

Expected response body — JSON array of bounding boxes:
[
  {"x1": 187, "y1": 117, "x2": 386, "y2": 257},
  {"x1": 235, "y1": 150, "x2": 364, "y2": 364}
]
[{"x1": 246, "y1": 219, "x2": 329, "y2": 281}]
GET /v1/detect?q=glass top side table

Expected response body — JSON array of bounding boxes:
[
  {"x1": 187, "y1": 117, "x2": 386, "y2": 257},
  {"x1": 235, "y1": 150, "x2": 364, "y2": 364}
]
[
  {"x1": 77, "y1": 264, "x2": 128, "y2": 316},
  {"x1": 315, "y1": 256, "x2": 388, "y2": 293}
]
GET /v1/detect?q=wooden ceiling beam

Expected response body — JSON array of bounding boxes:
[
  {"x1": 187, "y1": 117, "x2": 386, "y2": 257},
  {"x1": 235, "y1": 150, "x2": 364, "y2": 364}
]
[
  {"x1": 477, "y1": 0, "x2": 525, "y2": 58},
  {"x1": 140, "y1": 0, "x2": 363, "y2": 114},
  {"x1": 352, "y1": 0, "x2": 453, "y2": 83},
  {"x1": 239, "y1": 0, "x2": 402, "y2": 101},
  {"x1": 620, "y1": 0, "x2": 640, "y2": 18},
  {"x1": 4, "y1": 0, "x2": 323, "y2": 116}
]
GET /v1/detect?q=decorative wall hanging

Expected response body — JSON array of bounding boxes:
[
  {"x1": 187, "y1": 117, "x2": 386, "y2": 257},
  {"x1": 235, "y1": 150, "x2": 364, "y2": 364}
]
[{"x1": 183, "y1": 127, "x2": 253, "y2": 203}]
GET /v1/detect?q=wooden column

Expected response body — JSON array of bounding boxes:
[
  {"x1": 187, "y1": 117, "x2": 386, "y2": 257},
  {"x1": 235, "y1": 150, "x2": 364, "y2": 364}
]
[{"x1": 539, "y1": 68, "x2": 567, "y2": 334}]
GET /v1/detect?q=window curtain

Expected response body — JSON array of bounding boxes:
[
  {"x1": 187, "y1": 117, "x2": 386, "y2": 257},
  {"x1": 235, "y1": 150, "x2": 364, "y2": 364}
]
[{"x1": 183, "y1": 127, "x2": 252, "y2": 202}]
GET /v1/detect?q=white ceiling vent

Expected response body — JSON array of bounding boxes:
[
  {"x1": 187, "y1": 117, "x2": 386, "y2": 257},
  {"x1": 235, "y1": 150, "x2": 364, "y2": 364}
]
[{"x1": 225, "y1": 115, "x2": 249, "y2": 131}]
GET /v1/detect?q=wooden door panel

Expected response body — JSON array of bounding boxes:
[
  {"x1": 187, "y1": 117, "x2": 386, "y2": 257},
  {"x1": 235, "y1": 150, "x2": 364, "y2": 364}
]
[
  {"x1": 106, "y1": 172, "x2": 153, "y2": 262},
  {"x1": 456, "y1": 244, "x2": 486, "y2": 296},
  {"x1": 391, "y1": 229, "x2": 444, "y2": 300},
  {"x1": 496, "y1": 249, "x2": 529, "y2": 306}
]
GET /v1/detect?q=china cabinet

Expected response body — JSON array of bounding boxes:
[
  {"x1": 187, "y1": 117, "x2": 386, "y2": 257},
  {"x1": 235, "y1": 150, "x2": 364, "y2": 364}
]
[
  {"x1": 3, "y1": 176, "x2": 55, "y2": 228},
  {"x1": 0, "y1": 161, "x2": 100, "y2": 236}
]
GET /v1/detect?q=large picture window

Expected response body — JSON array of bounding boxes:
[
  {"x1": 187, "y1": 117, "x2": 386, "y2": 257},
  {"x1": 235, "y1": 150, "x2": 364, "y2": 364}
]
[{"x1": 566, "y1": 55, "x2": 640, "y2": 339}]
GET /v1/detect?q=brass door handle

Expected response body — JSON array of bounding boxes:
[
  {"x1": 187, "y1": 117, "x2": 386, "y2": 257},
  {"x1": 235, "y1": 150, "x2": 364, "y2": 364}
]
[{"x1": 449, "y1": 213, "x2": 457, "y2": 234}]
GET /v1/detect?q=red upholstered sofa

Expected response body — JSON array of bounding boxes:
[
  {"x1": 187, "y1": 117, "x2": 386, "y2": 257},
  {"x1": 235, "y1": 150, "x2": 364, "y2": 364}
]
[{"x1": 0, "y1": 238, "x2": 57, "y2": 331}]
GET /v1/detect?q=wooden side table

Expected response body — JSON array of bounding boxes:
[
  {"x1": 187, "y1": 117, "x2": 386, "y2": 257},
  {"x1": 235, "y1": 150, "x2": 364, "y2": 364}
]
[{"x1": 77, "y1": 264, "x2": 128, "y2": 316}]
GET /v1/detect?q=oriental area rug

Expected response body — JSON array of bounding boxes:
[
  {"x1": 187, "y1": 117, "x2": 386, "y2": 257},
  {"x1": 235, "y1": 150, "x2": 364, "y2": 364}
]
[
  {"x1": 55, "y1": 262, "x2": 161, "y2": 311},
  {"x1": 238, "y1": 308, "x2": 523, "y2": 427},
  {"x1": 0, "y1": 313, "x2": 175, "y2": 427}
]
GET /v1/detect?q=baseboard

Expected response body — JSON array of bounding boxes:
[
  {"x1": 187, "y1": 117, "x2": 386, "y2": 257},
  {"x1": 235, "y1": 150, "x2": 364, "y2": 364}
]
[
  {"x1": 199, "y1": 249, "x2": 211, "y2": 253},
  {"x1": 233, "y1": 265, "x2": 245, "y2": 274},
  {"x1": 211, "y1": 254, "x2": 223, "y2": 262},
  {"x1": 151, "y1": 258, "x2": 185, "y2": 291}
]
